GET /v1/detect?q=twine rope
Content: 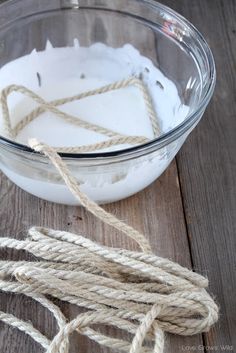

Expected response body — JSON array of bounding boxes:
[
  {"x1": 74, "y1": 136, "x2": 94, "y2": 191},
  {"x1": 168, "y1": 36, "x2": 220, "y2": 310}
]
[
  {"x1": 1, "y1": 77, "x2": 159, "y2": 152},
  {"x1": 0, "y1": 78, "x2": 218, "y2": 352}
]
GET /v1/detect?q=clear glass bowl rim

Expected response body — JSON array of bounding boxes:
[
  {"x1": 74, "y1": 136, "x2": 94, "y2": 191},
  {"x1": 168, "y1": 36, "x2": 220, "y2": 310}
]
[{"x1": 0, "y1": 0, "x2": 216, "y2": 161}]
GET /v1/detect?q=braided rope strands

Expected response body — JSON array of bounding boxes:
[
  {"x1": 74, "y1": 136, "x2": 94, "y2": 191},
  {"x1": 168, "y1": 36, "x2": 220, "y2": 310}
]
[
  {"x1": 30, "y1": 139, "x2": 152, "y2": 254},
  {"x1": 0, "y1": 227, "x2": 218, "y2": 353},
  {"x1": 0, "y1": 77, "x2": 160, "y2": 152}
]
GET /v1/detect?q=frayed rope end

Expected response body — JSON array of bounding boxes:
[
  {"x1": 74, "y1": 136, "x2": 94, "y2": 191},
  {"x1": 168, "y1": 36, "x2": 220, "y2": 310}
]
[{"x1": 28, "y1": 138, "x2": 43, "y2": 153}]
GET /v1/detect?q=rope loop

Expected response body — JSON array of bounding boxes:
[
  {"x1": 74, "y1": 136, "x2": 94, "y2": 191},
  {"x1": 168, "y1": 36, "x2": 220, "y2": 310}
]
[{"x1": 0, "y1": 227, "x2": 218, "y2": 353}]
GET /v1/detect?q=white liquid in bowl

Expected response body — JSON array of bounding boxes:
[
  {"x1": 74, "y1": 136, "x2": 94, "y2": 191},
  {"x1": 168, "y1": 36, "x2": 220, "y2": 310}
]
[{"x1": 0, "y1": 41, "x2": 189, "y2": 204}]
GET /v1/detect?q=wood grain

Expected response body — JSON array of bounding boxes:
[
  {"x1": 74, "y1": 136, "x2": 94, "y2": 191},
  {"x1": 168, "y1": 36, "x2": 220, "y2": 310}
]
[
  {"x1": 163, "y1": 0, "x2": 236, "y2": 350},
  {"x1": 0, "y1": 0, "x2": 235, "y2": 353}
]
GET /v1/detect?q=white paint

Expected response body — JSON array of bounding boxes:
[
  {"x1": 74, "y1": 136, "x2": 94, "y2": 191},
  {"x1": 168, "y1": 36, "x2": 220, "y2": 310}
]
[{"x1": 0, "y1": 41, "x2": 189, "y2": 204}]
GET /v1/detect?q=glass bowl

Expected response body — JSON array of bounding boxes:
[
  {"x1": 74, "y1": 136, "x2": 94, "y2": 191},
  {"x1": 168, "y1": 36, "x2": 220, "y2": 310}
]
[{"x1": 0, "y1": 0, "x2": 215, "y2": 205}]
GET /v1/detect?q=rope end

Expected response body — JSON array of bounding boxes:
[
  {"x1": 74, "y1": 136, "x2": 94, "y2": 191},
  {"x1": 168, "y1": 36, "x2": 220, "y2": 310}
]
[{"x1": 28, "y1": 138, "x2": 43, "y2": 153}]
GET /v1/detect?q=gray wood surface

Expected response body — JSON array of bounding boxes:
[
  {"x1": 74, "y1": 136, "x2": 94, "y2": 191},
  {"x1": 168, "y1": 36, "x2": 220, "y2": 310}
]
[
  {"x1": 167, "y1": 0, "x2": 236, "y2": 350},
  {"x1": 0, "y1": 1, "x2": 235, "y2": 353}
]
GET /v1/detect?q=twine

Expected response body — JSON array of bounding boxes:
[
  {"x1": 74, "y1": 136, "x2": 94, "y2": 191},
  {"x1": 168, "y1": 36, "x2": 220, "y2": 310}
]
[
  {"x1": 1, "y1": 77, "x2": 160, "y2": 151},
  {"x1": 0, "y1": 77, "x2": 218, "y2": 353}
]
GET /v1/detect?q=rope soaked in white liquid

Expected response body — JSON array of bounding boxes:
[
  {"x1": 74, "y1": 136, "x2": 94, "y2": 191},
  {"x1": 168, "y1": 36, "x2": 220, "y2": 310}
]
[
  {"x1": 0, "y1": 77, "x2": 159, "y2": 151},
  {"x1": 0, "y1": 78, "x2": 218, "y2": 353}
]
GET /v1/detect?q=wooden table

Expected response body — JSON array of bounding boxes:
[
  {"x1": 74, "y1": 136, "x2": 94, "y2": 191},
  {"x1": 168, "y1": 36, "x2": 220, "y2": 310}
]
[{"x1": 0, "y1": 0, "x2": 235, "y2": 352}]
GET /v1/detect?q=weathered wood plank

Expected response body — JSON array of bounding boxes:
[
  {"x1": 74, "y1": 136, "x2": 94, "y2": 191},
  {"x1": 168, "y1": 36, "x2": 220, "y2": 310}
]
[{"x1": 161, "y1": 0, "x2": 236, "y2": 350}]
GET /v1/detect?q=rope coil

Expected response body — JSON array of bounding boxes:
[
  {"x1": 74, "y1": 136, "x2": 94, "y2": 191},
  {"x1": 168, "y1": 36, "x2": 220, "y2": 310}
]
[
  {"x1": 0, "y1": 227, "x2": 218, "y2": 353},
  {"x1": 0, "y1": 77, "x2": 218, "y2": 352}
]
